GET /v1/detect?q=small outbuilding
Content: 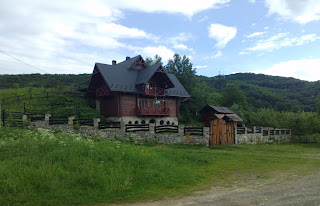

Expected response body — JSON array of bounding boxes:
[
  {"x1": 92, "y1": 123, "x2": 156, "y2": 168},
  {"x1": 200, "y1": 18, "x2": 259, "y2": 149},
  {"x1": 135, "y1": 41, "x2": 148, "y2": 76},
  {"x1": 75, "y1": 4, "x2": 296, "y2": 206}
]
[{"x1": 199, "y1": 105, "x2": 243, "y2": 146}]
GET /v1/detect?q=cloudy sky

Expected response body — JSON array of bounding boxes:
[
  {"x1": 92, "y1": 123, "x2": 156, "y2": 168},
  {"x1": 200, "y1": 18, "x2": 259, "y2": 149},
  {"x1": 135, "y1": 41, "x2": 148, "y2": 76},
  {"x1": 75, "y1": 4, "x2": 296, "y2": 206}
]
[{"x1": 0, "y1": 0, "x2": 320, "y2": 81}]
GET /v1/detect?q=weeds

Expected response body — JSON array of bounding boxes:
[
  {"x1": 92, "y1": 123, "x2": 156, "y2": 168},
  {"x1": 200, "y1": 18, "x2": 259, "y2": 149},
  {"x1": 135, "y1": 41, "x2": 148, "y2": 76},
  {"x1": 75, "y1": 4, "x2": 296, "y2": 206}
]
[{"x1": 0, "y1": 127, "x2": 319, "y2": 205}]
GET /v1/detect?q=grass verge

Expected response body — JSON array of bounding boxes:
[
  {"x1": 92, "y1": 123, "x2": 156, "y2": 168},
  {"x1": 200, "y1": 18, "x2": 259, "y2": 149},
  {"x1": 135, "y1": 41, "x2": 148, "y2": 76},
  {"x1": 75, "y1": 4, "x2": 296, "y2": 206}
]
[{"x1": 0, "y1": 127, "x2": 319, "y2": 205}]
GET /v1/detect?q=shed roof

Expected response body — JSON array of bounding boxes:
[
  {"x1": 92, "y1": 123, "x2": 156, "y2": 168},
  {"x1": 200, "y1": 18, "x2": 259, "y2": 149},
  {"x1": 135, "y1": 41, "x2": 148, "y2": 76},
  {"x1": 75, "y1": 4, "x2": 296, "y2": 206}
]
[
  {"x1": 199, "y1": 105, "x2": 235, "y2": 115},
  {"x1": 223, "y1": 114, "x2": 243, "y2": 122},
  {"x1": 90, "y1": 55, "x2": 190, "y2": 98}
]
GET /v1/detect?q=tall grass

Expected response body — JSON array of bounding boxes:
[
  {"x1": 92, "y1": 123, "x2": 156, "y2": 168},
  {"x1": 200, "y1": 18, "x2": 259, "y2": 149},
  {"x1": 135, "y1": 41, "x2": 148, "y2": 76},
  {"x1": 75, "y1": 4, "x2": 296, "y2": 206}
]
[
  {"x1": 0, "y1": 127, "x2": 319, "y2": 205},
  {"x1": 0, "y1": 87, "x2": 102, "y2": 119}
]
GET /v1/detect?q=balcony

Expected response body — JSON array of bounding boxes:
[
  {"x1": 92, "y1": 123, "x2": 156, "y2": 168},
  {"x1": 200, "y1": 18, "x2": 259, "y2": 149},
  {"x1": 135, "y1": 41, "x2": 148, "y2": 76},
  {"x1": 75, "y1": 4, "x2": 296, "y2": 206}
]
[
  {"x1": 96, "y1": 86, "x2": 110, "y2": 98},
  {"x1": 137, "y1": 107, "x2": 170, "y2": 116},
  {"x1": 144, "y1": 87, "x2": 165, "y2": 97}
]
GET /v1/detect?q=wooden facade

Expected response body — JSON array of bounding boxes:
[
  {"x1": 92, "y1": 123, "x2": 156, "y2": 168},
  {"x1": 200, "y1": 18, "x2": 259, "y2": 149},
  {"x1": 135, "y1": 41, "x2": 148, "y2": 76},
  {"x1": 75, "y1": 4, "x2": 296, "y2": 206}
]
[{"x1": 86, "y1": 55, "x2": 189, "y2": 120}]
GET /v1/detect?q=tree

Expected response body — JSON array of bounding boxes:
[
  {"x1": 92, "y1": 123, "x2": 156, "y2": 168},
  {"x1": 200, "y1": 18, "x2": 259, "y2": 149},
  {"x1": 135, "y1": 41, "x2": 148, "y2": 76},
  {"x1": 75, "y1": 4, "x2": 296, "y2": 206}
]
[
  {"x1": 317, "y1": 95, "x2": 320, "y2": 115},
  {"x1": 145, "y1": 54, "x2": 163, "y2": 66},
  {"x1": 165, "y1": 54, "x2": 196, "y2": 94},
  {"x1": 221, "y1": 84, "x2": 248, "y2": 109}
]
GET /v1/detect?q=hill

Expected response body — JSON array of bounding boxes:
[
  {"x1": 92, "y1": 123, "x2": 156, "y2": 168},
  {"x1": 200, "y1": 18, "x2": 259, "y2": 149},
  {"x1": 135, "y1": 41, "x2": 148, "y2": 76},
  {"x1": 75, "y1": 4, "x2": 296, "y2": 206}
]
[
  {"x1": 199, "y1": 73, "x2": 320, "y2": 112},
  {"x1": 0, "y1": 73, "x2": 91, "y2": 90},
  {"x1": 1, "y1": 72, "x2": 320, "y2": 112}
]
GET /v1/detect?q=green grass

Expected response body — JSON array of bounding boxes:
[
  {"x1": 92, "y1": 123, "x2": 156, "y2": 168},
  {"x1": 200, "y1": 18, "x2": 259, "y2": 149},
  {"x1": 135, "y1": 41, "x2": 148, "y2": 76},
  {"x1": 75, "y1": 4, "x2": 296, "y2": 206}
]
[
  {"x1": 0, "y1": 87, "x2": 102, "y2": 119},
  {"x1": 0, "y1": 127, "x2": 320, "y2": 205}
]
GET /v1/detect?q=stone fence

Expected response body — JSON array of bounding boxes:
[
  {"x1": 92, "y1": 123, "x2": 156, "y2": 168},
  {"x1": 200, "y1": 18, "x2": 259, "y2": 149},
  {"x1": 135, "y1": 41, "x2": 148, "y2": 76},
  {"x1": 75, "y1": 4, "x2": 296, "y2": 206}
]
[
  {"x1": 27, "y1": 114, "x2": 210, "y2": 146},
  {"x1": 23, "y1": 114, "x2": 291, "y2": 146}
]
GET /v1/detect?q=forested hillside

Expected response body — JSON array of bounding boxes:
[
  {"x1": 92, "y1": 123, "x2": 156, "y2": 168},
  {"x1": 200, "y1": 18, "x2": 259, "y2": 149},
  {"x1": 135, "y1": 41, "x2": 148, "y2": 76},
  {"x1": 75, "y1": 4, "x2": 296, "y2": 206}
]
[
  {"x1": 0, "y1": 73, "x2": 91, "y2": 90},
  {"x1": 200, "y1": 73, "x2": 320, "y2": 112},
  {"x1": 1, "y1": 72, "x2": 319, "y2": 112}
]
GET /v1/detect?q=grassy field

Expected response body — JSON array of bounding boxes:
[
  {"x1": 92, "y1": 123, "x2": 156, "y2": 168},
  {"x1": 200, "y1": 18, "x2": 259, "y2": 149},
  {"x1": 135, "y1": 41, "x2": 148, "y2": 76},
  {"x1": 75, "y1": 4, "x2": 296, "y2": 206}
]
[
  {"x1": 0, "y1": 87, "x2": 102, "y2": 119},
  {"x1": 0, "y1": 127, "x2": 319, "y2": 205}
]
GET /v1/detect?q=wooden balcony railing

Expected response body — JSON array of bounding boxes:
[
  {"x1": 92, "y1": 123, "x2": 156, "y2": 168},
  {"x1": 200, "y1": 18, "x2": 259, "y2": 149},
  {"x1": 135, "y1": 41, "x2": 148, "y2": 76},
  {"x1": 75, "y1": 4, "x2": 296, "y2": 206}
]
[
  {"x1": 145, "y1": 87, "x2": 165, "y2": 97},
  {"x1": 96, "y1": 86, "x2": 110, "y2": 98},
  {"x1": 137, "y1": 107, "x2": 170, "y2": 116}
]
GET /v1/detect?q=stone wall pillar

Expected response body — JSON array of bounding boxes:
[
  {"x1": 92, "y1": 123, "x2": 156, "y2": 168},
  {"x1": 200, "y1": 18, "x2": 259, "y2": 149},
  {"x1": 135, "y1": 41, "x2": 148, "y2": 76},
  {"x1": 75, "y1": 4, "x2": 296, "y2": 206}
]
[
  {"x1": 203, "y1": 127, "x2": 210, "y2": 146},
  {"x1": 253, "y1": 126, "x2": 256, "y2": 134},
  {"x1": 96, "y1": 100, "x2": 100, "y2": 112},
  {"x1": 149, "y1": 123, "x2": 155, "y2": 135},
  {"x1": 178, "y1": 125, "x2": 184, "y2": 135},
  {"x1": 45, "y1": 114, "x2": 51, "y2": 122},
  {"x1": 22, "y1": 115, "x2": 28, "y2": 124},
  {"x1": 93, "y1": 118, "x2": 100, "y2": 129},
  {"x1": 68, "y1": 117, "x2": 75, "y2": 125}
]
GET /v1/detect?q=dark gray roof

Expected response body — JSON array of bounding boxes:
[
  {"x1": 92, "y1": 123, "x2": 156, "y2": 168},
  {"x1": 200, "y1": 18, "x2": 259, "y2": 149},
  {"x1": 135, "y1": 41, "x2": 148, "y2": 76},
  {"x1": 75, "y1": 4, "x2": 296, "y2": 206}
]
[
  {"x1": 166, "y1": 74, "x2": 190, "y2": 97},
  {"x1": 92, "y1": 55, "x2": 190, "y2": 98},
  {"x1": 136, "y1": 64, "x2": 161, "y2": 85},
  {"x1": 223, "y1": 114, "x2": 243, "y2": 122},
  {"x1": 200, "y1": 105, "x2": 235, "y2": 115}
]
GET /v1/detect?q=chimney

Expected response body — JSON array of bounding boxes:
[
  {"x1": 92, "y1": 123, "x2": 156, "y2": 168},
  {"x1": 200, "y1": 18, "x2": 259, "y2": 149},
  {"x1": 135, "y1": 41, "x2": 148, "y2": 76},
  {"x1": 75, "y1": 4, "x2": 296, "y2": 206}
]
[
  {"x1": 112, "y1": 60, "x2": 116, "y2": 65},
  {"x1": 126, "y1": 56, "x2": 130, "y2": 60}
]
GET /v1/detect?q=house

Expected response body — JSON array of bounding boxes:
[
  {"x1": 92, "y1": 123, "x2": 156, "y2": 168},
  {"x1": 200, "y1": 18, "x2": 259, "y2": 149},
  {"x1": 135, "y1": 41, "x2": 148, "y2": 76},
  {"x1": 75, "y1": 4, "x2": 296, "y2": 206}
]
[
  {"x1": 199, "y1": 105, "x2": 243, "y2": 146},
  {"x1": 86, "y1": 55, "x2": 190, "y2": 125}
]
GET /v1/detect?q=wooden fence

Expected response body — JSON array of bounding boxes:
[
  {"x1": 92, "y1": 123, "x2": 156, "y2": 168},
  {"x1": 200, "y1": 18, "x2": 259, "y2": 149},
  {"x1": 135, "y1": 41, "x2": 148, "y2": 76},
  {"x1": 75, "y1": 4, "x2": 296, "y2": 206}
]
[
  {"x1": 155, "y1": 125, "x2": 178, "y2": 133},
  {"x1": 99, "y1": 121, "x2": 121, "y2": 129},
  {"x1": 1, "y1": 111, "x2": 24, "y2": 127},
  {"x1": 184, "y1": 126, "x2": 203, "y2": 136},
  {"x1": 49, "y1": 116, "x2": 69, "y2": 125},
  {"x1": 125, "y1": 124, "x2": 149, "y2": 132},
  {"x1": 237, "y1": 127, "x2": 290, "y2": 136}
]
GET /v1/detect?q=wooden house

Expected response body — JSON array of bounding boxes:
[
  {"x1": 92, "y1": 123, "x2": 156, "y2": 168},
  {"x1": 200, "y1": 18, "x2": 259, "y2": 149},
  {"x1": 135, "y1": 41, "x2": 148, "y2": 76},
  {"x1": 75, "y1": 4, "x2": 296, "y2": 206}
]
[
  {"x1": 86, "y1": 55, "x2": 190, "y2": 125},
  {"x1": 200, "y1": 105, "x2": 243, "y2": 146}
]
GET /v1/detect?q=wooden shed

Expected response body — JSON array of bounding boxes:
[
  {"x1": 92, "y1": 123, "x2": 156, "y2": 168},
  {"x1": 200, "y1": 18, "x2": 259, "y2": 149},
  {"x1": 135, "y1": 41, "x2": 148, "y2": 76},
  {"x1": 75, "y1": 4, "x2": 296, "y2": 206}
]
[{"x1": 200, "y1": 105, "x2": 243, "y2": 146}]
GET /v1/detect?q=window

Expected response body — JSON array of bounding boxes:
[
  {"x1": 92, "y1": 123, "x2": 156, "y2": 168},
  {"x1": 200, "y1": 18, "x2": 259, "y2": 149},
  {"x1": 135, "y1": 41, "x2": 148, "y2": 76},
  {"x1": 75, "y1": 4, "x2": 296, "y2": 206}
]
[
  {"x1": 135, "y1": 121, "x2": 138, "y2": 124},
  {"x1": 160, "y1": 120, "x2": 164, "y2": 125},
  {"x1": 150, "y1": 119, "x2": 155, "y2": 123},
  {"x1": 154, "y1": 100, "x2": 161, "y2": 108},
  {"x1": 138, "y1": 98, "x2": 165, "y2": 108},
  {"x1": 141, "y1": 120, "x2": 146, "y2": 124}
]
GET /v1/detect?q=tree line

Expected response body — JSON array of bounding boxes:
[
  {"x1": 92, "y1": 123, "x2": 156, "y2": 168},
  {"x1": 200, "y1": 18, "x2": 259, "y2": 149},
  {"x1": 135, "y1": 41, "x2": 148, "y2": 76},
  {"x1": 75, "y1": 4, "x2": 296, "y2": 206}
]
[{"x1": 1, "y1": 54, "x2": 320, "y2": 136}]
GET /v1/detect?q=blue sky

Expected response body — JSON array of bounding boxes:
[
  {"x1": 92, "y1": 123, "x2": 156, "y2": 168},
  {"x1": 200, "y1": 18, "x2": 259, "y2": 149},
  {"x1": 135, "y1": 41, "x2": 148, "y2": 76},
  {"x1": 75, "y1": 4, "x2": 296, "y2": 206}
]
[{"x1": 0, "y1": 0, "x2": 320, "y2": 81}]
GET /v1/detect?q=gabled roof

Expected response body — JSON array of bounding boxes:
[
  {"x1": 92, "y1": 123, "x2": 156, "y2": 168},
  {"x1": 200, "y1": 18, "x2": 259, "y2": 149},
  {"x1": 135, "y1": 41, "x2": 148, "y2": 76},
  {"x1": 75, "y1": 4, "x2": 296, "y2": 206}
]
[
  {"x1": 200, "y1": 105, "x2": 235, "y2": 115},
  {"x1": 199, "y1": 105, "x2": 243, "y2": 122},
  {"x1": 135, "y1": 63, "x2": 162, "y2": 85},
  {"x1": 90, "y1": 55, "x2": 190, "y2": 98}
]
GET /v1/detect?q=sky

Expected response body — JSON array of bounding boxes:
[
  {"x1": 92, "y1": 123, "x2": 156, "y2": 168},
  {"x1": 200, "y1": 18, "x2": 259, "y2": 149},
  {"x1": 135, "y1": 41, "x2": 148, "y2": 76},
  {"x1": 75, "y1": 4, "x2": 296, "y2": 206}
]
[{"x1": 0, "y1": 0, "x2": 320, "y2": 81}]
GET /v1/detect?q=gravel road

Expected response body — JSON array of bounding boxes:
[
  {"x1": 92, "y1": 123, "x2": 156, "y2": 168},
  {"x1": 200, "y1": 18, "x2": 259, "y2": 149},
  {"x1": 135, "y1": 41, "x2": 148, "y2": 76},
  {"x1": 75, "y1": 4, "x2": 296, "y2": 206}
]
[{"x1": 115, "y1": 172, "x2": 320, "y2": 206}]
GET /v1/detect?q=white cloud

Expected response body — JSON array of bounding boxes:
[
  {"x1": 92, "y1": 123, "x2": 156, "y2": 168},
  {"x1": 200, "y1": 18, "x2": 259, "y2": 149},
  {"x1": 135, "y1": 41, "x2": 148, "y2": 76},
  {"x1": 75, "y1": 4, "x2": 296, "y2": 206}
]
[
  {"x1": 265, "y1": 0, "x2": 320, "y2": 24},
  {"x1": 203, "y1": 51, "x2": 223, "y2": 59},
  {"x1": 129, "y1": 45, "x2": 175, "y2": 62},
  {"x1": 208, "y1": 24, "x2": 237, "y2": 49},
  {"x1": 168, "y1": 32, "x2": 193, "y2": 43},
  {"x1": 245, "y1": 33, "x2": 319, "y2": 52},
  {"x1": 251, "y1": 58, "x2": 320, "y2": 81},
  {"x1": 105, "y1": 0, "x2": 230, "y2": 18},
  {"x1": 248, "y1": 0, "x2": 256, "y2": 3},
  {"x1": 167, "y1": 32, "x2": 195, "y2": 54},
  {"x1": 246, "y1": 32, "x2": 266, "y2": 38},
  {"x1": 195, "y1": 65, "x2": 208, "y2": 69}
]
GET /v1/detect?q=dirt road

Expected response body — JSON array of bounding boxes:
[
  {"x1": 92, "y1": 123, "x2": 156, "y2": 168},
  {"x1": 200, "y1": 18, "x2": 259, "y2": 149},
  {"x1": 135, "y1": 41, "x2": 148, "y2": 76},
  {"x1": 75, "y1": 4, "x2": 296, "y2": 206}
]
[{"x1": 116, "y1": 172, "x2": 320, "y2": 206}]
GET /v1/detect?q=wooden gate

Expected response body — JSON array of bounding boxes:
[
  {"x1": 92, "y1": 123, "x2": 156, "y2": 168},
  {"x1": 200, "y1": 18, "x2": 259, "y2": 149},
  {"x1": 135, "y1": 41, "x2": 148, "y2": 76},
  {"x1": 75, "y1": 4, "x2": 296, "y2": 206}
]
[{"x1": 209, "y1": 119, "x2": 236, "y2": 146}]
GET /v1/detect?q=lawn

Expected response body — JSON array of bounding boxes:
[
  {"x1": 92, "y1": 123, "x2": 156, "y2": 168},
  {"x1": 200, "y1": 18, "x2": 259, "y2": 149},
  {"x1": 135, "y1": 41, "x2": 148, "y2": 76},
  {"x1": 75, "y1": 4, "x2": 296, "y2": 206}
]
[{"x1": 0, "y1": 127, "x2": 319, "y2": 205}]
